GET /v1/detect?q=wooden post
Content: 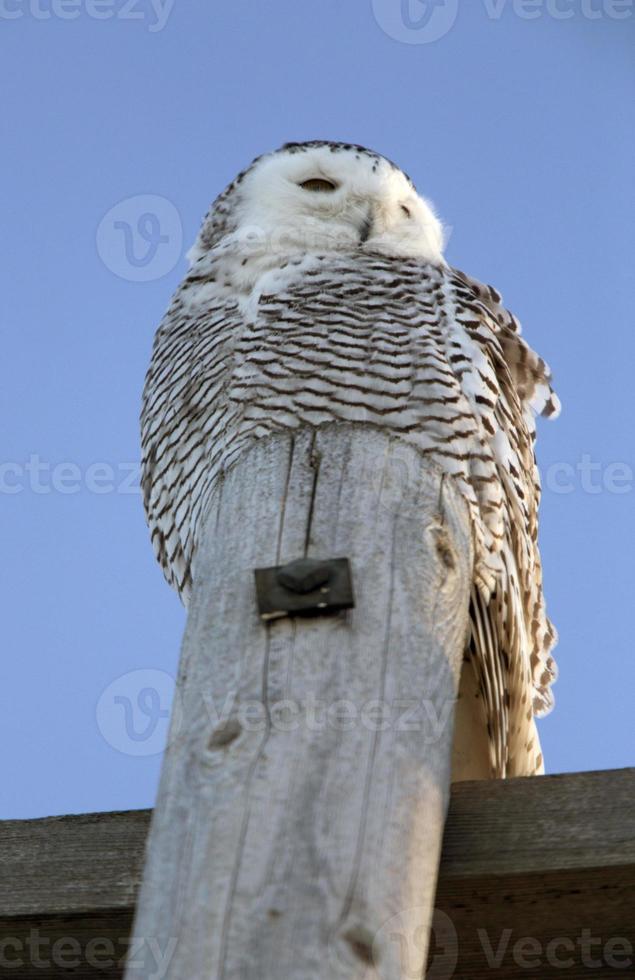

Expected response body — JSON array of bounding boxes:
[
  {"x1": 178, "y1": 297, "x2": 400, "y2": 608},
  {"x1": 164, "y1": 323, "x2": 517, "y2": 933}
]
[{"x1": 125, "y1": 424, "x2": 473, "y2": 980}]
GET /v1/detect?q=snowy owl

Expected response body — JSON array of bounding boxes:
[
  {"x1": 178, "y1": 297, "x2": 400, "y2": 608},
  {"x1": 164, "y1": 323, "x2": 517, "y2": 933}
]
[{"x1": 141, "y1": 140, "x2": 559, "y2": 779}]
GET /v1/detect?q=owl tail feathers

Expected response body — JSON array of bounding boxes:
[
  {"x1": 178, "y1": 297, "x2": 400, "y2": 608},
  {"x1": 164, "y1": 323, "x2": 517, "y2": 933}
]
[
  {"x1": 467, "y1": 584, "x2": 547, "y2": 780},
  {"x1": 467, "y1": 585, "x2": 509, "y2": 779}
]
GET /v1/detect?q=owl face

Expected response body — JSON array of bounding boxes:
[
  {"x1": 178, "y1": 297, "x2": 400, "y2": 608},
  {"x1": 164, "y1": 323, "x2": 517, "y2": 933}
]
[{"x1": 189, "y1": 141, "x2": 446, "y2": 266}]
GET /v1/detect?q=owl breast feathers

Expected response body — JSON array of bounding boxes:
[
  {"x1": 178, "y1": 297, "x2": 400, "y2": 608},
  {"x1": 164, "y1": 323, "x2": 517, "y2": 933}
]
[{"x1": 141, "y1": 141, "x2": 559, "y2": 778}]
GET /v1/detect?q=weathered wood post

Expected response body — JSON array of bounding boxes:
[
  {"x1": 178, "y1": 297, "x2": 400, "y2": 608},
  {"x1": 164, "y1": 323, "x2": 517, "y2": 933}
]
[{"x1": 125, "y1": 424, "x2": 473, "y2": 979}]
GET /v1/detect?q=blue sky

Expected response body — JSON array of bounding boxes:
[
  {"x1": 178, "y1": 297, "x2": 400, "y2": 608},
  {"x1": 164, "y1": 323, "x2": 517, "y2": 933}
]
[{"x1": 1, "y1": 0, "x2": 632, "y2": 819}]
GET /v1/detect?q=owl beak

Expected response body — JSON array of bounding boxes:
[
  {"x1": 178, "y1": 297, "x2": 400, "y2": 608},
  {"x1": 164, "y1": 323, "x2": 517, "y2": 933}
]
[{"x1": 358, "y1": 205, "x2": 374, "y2": 244}]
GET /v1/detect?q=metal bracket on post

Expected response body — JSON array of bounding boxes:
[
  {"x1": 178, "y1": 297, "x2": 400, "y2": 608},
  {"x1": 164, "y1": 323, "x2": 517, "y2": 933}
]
[{"x1": 254, "y1": 557, "x2": 355, "y2": 621}]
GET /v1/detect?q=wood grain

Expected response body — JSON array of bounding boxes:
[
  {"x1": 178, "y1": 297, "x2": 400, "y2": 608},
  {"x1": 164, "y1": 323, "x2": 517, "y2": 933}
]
[{"x1": 125, "y1": 426, "x2": 473, "y2": 979}]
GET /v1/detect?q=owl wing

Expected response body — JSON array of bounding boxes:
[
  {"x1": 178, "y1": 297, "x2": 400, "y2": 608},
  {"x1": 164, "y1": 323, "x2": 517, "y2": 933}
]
[
  {"x1": 451, "y1": 267, "x2": 561, "y2": 419},
  {"x1": 445, "y1": 266, "x2": 559, "y2": 776},
  {"x1": 141, "y1": 270, "x2": 244, "y2": 604}
]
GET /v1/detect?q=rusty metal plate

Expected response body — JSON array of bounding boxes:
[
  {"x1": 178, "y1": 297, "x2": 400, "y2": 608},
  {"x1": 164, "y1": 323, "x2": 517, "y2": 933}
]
[{"x1": 254, "y1": 557, "x2": 355, "y2": 621}]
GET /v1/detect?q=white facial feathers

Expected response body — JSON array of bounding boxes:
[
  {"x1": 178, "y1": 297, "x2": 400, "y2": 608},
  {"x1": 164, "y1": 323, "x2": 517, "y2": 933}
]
[{"x1": 188, "y1": 143, "x2": 446, "y2": 267}]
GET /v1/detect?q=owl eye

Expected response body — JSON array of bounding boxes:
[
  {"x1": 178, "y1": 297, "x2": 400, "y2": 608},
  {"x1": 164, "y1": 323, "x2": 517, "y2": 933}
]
[
  {"x1": 298, "y1": 177, "x2": 338, "y2": 192},
  {"x1": 401, "y1": 205, "x2": 412, "y2": 218}
]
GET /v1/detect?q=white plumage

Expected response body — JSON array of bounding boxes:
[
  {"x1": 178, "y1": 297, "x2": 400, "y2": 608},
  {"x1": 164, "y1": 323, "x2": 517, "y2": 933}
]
[{"x1": 141, "y1": 141, "x2": 559, "y2": 778}]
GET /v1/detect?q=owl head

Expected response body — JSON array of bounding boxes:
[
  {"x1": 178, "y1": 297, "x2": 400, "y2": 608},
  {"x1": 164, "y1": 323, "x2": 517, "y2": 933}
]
[{"x1": 188, "y1": 141, "x2": 446, "y2": 267}]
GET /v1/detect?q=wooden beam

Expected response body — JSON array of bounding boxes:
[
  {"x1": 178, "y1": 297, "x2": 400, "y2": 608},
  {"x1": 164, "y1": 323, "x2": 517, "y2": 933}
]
[
  {"x1": 1, "y1": 768, "x2": 633, "y2": 978},
  {"x1": 125, "y1": 427, "x2": 474, "y2": 979},
  {"x1": 433, "y1": 767, "x2": 635, "y2": 978}
]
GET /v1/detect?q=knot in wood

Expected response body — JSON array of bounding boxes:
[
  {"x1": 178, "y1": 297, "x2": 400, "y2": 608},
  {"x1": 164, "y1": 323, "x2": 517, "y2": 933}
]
[
  {"x1": 277, "y1": 558, "x2": 331, "y2": 595},
  {"x1": 343, "y1": 925, "x2": 376, "y2": 965},
  {"x1": 432, "y1": 527, "x2": 456, "y2": 571},
  {"x1": 208, "y1": 719, "x2": 242, "y2": 750}
]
